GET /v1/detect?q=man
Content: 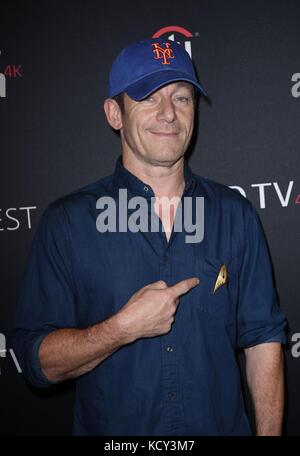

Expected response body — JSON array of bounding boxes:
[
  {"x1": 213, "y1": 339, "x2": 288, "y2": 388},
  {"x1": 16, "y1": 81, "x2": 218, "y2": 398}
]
[{"x1": 13, "y1": 37, "x2": 286, "y2": 436}]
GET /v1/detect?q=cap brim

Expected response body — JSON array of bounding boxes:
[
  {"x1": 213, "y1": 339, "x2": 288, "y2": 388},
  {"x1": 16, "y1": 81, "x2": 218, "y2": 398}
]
[{"x1": 124, "y1": 70, "x2": 207, "y2": 100}]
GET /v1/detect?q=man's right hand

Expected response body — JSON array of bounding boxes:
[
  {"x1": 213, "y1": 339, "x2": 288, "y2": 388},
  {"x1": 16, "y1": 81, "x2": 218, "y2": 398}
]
[
  {"x1": 38, "y1": 277, "x2": 199, "y2": 383},
  {"x1": 115, "y1": 278, "x2": 200, "y2": 343}
]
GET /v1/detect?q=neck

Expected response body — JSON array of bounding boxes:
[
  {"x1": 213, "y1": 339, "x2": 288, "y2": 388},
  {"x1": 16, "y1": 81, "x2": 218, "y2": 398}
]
[{"x1": 122, "y1": 152, "x2": 185, "y2": 199}]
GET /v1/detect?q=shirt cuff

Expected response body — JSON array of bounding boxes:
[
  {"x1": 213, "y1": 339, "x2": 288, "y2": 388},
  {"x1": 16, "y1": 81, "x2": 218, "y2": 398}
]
[{"x1": 28, "y1": 333, "x2": 62, "y2": 388}]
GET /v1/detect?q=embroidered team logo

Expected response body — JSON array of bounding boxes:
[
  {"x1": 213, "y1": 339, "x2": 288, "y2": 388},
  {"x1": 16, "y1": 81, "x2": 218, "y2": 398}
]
[{"x1": 152, "y1": 42, "x2": 175, "y2": 65}]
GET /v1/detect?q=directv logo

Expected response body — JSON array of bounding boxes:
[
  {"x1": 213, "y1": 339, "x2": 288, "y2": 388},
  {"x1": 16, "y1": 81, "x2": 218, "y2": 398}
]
[{"x1": 153, "y1": 26, "x2": 194, "y2": 58}]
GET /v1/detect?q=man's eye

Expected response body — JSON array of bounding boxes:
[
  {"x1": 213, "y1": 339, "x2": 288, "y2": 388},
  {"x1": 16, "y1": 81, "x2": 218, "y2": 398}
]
[
  {"x1": 174, "y1": 96, "x2": 190, "y2": 103},
  {"x1": 142, "y1": 96, "x2": 155, "y2": 103}
]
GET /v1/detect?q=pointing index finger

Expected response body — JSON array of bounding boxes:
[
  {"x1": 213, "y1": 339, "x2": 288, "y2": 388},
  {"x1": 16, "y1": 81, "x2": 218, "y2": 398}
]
[{"x1": 169, "y1": 277, "x2": 200, "y2": 298}]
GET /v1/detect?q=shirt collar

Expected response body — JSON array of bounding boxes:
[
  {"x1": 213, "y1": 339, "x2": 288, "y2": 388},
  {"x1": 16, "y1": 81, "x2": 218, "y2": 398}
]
[{"x1": 112, "y1": 155, "x2": 196, "y2": 198}]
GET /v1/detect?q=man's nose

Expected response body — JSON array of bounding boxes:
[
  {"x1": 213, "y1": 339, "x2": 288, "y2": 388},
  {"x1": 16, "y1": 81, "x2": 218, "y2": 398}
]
[{"x1": 156, "y1": 98, "x2": 176, "y2": 123}]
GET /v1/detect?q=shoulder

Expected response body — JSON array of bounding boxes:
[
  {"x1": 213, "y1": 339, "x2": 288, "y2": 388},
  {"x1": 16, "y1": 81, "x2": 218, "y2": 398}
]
[
  {"x1": 193, "y1": 173, "x2": 259, "y2": 229},
  {"x1": 194, "y1": 173, "x2": 249, "y2": 205},
  {"x1": 31, "y1": 173, "x2": 115, "y2": 237},
  {"x1": 45, "y1": 173, "x2": 115, "y2": 218}
]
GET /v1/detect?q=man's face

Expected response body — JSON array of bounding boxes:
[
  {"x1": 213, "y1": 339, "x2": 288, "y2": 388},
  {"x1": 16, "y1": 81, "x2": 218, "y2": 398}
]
[{"x1": 118, "y1": 82, "x2": 195, "y2": 166}]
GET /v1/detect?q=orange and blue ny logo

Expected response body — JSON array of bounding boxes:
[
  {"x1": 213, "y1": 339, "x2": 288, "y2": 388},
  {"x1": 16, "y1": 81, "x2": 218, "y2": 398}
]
[{"x1": 152, "y1": 42, "x2": 175, "y2": 65}]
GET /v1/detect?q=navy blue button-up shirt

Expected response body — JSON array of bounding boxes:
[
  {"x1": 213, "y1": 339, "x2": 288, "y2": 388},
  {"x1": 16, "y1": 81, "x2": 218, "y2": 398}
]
[{"x1": 13, "y1": 156, "x2": 286, "y2": 435}]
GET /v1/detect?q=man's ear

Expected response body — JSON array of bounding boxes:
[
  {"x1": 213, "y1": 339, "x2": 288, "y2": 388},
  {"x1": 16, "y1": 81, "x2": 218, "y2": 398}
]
[{"x1": 103, "y1": 98, "x2": 123, "y2": 130}]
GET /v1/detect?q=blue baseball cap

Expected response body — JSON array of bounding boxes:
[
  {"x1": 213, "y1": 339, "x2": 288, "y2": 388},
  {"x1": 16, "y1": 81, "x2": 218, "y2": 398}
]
[{"x1": 108, "y1": 37, "x2": 207, "y2": 100}]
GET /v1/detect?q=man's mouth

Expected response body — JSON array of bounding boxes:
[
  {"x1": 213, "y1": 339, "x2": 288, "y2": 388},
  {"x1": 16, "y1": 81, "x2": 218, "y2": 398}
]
[{"x1": 150, "y1": 131, "x2": 179, "y2": 137}]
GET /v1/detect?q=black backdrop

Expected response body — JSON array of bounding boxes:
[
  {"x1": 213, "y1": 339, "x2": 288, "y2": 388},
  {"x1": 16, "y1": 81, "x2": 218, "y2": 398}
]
[{"x1": 0, "y1": 0, "x2": 299, "y2": 435}]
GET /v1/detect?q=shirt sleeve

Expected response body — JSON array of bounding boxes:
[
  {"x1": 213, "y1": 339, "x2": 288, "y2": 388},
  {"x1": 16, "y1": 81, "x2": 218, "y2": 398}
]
[
  {"x1": 236, "y1": 202, "x2": 287, "y2": 348},
  {"x1": 12, "y1": 202, "x2": 77, "y2": 388}
]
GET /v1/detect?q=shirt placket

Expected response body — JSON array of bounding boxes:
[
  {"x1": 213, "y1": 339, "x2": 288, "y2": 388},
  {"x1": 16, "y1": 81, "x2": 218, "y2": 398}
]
[{"x1": 155, "y1": 226, "x2": 181, "y2": 435}]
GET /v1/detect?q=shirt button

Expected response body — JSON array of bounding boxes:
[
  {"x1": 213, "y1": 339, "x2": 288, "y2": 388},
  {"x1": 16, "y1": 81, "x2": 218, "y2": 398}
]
[
  {"x1": 143, "y1": 186, "x2": 149, "y2": 192},
  {"x1": 168, "y1": 392, "x2": 176, "y2": 400},
  {"x1": 166, "y1": 346, "x2": 173, "y2": 352}
]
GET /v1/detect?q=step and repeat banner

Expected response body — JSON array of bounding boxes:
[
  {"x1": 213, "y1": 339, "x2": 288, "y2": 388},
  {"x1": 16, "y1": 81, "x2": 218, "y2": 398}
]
[{"x1": 0, "y1": 0, "x2": 299, "y2": 435}]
